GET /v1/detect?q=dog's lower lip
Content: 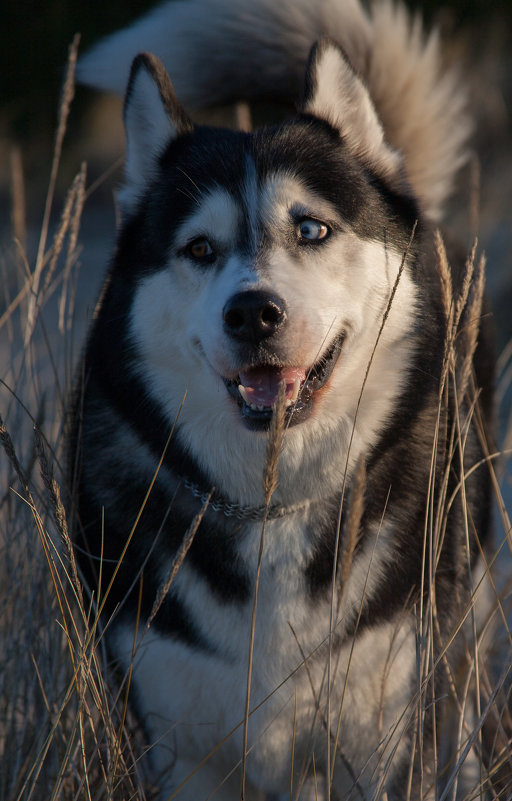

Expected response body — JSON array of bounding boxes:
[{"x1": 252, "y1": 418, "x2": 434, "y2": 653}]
[{"x1": 223, "y1": 333, "x2": 344, "y2": 428}]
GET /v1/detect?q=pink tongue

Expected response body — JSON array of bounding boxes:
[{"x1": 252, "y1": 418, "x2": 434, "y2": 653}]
[{"x1": 239, "y1": 366, "x2": 306, "y2": 407}]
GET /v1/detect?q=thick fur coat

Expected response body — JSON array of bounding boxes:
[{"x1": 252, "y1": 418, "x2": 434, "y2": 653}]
[{"x1": 70, "y1": 1, "x2": 494, "y2": 798}]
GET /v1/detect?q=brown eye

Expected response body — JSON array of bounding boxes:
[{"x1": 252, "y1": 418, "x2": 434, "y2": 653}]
[{"x1": 185, "y1": 237, "x2": 215, "y2": 262}]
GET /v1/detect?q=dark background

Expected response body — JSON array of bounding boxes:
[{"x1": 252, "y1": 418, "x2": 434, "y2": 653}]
[
  {"x1": 2, "y1": 0, "x2": 511, "y2": 139},
  {"x1": 2, "y1": 1, "x2": 511, "y2": 148}
]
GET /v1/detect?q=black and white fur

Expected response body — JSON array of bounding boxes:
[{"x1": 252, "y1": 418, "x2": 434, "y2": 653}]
[{"x1": 71, "y1": 2, "x2": 494, "y2": 799}]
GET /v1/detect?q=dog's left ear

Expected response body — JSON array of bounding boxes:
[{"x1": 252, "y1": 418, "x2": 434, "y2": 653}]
[
  {"x1": 121, "y1": 52, "x2": 193, "y2": 213},
  {"x1": 302, "y1": 40, "x2": 402, "y2": 180}
]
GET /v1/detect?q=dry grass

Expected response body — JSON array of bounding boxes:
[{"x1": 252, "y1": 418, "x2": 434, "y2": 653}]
[{"x1": 1, "y1": 52, "x2": 512, "y2": 801}]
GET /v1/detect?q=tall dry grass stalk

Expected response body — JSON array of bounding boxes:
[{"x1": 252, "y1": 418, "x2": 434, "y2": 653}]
[
  {"x1": 241, "y1": 380, "x2": 288, "y2": 800},
  {"x1": 25, "y1": 34, "x2": 80, "y2": 347},
  {"x1": 0, "y1": 42, "x2": 151, "y2": 801},
  {"x1": 0, "y1": 41, "x2": 511, "y2": 801}
]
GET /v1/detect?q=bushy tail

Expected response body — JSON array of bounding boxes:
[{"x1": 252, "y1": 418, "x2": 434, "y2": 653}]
[{"x1": 78, "y1": 0, "x2": 470, "y2": 220}]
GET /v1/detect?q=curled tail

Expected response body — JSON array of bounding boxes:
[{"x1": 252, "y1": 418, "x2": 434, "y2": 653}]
[{"x1": 78, "y1": 0, "x2": 470, "y2": 220}]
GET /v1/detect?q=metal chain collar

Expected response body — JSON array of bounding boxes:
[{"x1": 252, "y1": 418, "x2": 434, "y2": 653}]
[{"x1": 181, "y1": 477, "x2": 310, "y2": 521}]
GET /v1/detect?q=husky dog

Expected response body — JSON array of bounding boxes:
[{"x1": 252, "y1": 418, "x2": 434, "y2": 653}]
[{"x1": 71, "y1": 1, "x2": 494, "y2": 798}]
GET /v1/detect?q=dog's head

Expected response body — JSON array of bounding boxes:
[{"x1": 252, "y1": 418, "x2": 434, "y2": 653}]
[{"x1": 117, "y1": 46, "x2": 420, "y2": 486}]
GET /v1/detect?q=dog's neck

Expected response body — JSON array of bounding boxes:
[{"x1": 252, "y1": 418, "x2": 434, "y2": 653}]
[{"x1": 180, "y1": 476, "x2": 313, "y2": 520}]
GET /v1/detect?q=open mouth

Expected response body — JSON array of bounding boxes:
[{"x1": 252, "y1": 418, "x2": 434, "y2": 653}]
[{"x1": 224, "y1": 333, "x2": 344, "y2": 429}]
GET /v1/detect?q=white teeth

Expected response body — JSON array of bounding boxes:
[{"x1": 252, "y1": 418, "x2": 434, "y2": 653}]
[
  {"x1": 239, "y1": 380, "x2": 302, "y2": 412},
  {"x1": 285, "y1": 380, "x2": 301, "y2": 408},
  {"x1": 239, "y1": 386, "x2": 269, "y2": 412},
  {"x1": 238, "y1": 385, "x2": 250, "y2": 404}
]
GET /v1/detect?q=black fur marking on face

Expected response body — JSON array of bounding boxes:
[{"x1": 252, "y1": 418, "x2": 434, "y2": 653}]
[{"x1": 116, "y1": 116, "x2": 420, "y2": 284}]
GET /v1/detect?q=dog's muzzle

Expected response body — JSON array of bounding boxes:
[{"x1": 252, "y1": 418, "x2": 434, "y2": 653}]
[{"x1": 221, "y1": 289, "x2": 344, "y2": 429}]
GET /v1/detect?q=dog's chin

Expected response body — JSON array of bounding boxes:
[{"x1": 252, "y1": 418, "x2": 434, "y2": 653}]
[{"x1": 223, "y1": 333, "x2": 345, "y2": 431}]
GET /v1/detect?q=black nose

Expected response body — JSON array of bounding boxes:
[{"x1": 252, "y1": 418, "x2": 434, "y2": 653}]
[{"x1": 223, "y1": 290, "x2": 286, "y2": 344}]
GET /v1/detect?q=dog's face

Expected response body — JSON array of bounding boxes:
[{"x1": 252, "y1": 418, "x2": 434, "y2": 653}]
[{"x1": 118, "y1": 49, "x2": 420, "y2": 492}]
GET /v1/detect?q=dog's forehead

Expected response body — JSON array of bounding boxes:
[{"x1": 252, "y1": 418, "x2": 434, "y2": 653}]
[
  {"x1": 172, "y1": 149, "x2": 340, "y2": 246},
  {"x1": 150, "y1": 122, "x2": 416, "y2": 263},
  {"x1": 175, "y1": 186, "x2": 241, "y2": 243},
  {"x1": 169, "y1": 121, "x2": 348, "y2": 198},
  {"x1": 164, "y1": 121, "x2": 377, "y2": 240},
  {"x1": 257, "y1": 171, "x2": 340, "y2": 225}
]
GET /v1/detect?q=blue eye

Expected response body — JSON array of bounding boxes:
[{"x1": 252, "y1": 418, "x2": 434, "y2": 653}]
[{"x1": 298, "y1": 219, "x2": 330, "y2": 242}]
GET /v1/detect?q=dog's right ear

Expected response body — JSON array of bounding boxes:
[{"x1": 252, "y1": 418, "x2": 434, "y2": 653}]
[{"x1": 122, "y1": 53, "x2": 193, "y2": 214}]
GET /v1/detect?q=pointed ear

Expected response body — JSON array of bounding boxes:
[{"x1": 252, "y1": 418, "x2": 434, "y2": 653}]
[
  {"x1": 121, "y1": 52, "x2": 193, "y2": 213},
  {"x1": 302, "y1": 40, "x2": 402, "y2": 179}
]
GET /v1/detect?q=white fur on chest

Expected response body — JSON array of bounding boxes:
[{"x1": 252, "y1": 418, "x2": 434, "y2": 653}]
[{"x1": 111, "y1": 514, "x2": 416, "y2": 799}]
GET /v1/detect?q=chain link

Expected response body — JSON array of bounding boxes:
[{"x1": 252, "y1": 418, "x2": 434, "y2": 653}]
[{"x1": 181, "y1": 478, "x2": 309, "y2": 520}]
